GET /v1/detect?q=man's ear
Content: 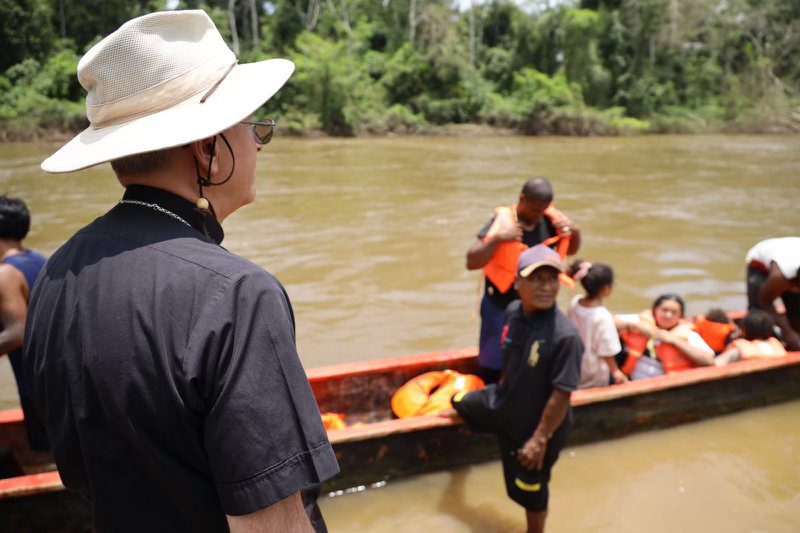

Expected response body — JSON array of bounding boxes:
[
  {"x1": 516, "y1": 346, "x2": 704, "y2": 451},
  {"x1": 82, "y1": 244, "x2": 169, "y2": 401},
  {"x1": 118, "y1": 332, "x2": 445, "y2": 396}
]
[
  {"x1": 514, "y1": 278, "x2": 520, "y2": 292},
  {"x1": 190, "y1": 136, "x2": 219, "y2": 180}
]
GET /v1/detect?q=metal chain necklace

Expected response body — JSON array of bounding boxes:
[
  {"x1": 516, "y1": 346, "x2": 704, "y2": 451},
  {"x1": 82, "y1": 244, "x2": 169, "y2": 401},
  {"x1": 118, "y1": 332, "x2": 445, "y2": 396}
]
[{"x1": 118, "y1": 199, "x2": 191, "y2": 227}]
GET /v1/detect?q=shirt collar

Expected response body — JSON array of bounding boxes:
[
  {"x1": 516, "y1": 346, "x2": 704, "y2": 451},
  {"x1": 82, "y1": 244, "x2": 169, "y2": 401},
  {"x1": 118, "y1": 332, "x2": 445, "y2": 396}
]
[
  {"x1": 122, "y1": 185, "x2": 225, "y2": 245},
  {"x1": 522, "y1": 304, "x2": 556, "y2": 323}
]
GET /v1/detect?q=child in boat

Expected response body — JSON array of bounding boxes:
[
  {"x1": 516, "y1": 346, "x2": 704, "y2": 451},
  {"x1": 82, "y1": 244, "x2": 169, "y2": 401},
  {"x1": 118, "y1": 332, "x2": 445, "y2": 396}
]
[
  {"x1": 695, "y1": 308, "x2": 738, "y2": 355},
  {"x1": 616, "y1": 294, "x2": 714, "y2": 380},
  {"x1": 451, "y1": 245, "x2": 583, "y2": 533},
  {"x1": 566, "y1": 260, "x2": 626, "y2": 388},
  {"x1": 715, "y1": 310, "x2": 786, "y2": 366}
]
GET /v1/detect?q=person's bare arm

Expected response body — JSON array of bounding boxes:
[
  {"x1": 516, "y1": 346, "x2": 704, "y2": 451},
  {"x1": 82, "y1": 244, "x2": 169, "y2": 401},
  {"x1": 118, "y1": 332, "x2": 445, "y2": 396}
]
[
  {"x1": 714, "y1": 347, "x2": 742, "y2": 367},
  {"x1": 616, "y1": 317, "x2": 655, "y2": 338},
  {"x1": 0, "y1": 265, "x2": 29, "y2": 355},
  {"x1": 465, "y1": 225, "x2": 522, "y2": 270},
  {"x1": 758, "y1": 263, "x2": 800, "y2": 350},
  {"x1": 517, "y1": 388, "x2": 571, "y2": 470},
  {"x1": 227, "y1": 492, "x2": 312, "y2": 533},
  {"x1": 603, "y1": 356, "x2": 628, "y2": 383},
  {"x1": 555, "y1": 218, "x2": 581, "y2": 255}
]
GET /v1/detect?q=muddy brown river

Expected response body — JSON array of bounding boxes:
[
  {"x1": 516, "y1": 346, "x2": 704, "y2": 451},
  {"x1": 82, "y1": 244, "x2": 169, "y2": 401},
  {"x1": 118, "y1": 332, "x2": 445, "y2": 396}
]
[{"x1": 1, "y1": 134, "x2": 798, "y2": 530}]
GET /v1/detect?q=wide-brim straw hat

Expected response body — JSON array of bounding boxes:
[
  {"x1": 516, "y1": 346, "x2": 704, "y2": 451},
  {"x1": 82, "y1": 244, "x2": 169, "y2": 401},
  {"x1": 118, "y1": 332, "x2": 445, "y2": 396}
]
[{"x1": 42, "y1": 10, "x2": 294, "y2": 173}]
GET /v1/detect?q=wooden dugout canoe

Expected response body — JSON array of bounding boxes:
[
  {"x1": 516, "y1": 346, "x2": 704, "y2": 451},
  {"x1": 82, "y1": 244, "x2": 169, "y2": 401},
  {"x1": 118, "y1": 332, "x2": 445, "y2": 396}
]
[{"x1": 2, "y1": 346, "x2": 800, "y2": 529}]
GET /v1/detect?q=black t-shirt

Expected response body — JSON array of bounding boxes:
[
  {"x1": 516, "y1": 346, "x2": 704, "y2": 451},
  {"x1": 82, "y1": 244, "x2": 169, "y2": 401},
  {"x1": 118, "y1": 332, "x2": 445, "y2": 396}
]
[
  {"x1": 488, "y1": 301, "x2": 583, "y2": 446},
  {"x1": 477, "y1": 215, "x2": 558, "y2": 308},
  {"x1": 23, "y1": 186, "x2": 339, "y2": 531}
]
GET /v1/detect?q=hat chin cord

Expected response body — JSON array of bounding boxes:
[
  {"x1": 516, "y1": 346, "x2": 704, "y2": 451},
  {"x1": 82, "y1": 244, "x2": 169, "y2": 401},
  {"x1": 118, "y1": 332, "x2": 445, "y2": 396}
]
[{"x1": 194, "y1": 133, "x2": 236, "y2": 219}]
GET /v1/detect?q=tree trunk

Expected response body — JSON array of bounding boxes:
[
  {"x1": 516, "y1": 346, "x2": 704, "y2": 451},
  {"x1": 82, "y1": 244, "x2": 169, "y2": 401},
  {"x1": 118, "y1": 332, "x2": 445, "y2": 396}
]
[
  {"x1": 59, "y1": 0, "x2": 66, "y2": 39},
  {"x1": 228, "y1": 0, "x2": 240, "y2": 56},
  {"x1": 306, "y1": 0, "x2": 321, "y2": 31},
  {"x1": 469, "y1": 2, "x2": 475, "y2": 67},
  {"x1": 668, "y1": 0, "x2": 679, "y2": 49},
  {"x1": 249, "y1": 0, "x2": 259, "y2": 52},
  {"x1": 408, "y1": 0, "x2": 417, "y2": 45}
]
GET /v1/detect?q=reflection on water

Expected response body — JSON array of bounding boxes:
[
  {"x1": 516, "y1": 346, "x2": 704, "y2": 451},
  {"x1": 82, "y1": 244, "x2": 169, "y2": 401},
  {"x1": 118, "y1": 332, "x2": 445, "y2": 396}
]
[
  {"x1": 0, "y1": 135, "x2": 798, "y2": 529},
  {"x1": 320, "y1": 401, "x2": 800, "y2": 532}
]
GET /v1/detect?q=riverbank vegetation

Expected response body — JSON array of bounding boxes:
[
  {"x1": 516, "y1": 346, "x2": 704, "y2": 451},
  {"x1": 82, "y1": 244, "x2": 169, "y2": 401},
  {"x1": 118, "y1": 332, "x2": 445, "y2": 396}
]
[{"x1": 1, "y1": 0, "x2": 798, "y2": 140}]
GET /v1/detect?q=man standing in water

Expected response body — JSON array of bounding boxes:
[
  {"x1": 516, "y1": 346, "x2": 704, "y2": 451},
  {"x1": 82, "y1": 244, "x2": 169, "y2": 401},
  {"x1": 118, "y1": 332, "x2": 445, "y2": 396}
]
[
  {"x1": 24, "y1": 11, "x2": 337, "y2": 531},
  {"x1": 745, "y1": 237, "x2": 800, "y2": 351},
  {"x1": 0, "y1": 197, "x2": 48, "y2": 453},
  {"x1": 453, "y1": 245, "x2": 582, "y2": 533},
  {"x1": 466, "y1": 178, "x2": 581, "y2": 382}
]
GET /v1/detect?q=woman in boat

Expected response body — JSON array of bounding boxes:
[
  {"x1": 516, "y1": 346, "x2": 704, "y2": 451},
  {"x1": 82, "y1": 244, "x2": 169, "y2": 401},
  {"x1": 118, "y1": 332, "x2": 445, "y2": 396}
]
[
  {"x1": 617, "y1": 294, "x2": 714, "y2": 380},
  {"x1": 715, "y1": 310, "x2": 787, "y2": 366},
  {"x1": 566, "y1": 260, "x2": 626, "y2": 388}
]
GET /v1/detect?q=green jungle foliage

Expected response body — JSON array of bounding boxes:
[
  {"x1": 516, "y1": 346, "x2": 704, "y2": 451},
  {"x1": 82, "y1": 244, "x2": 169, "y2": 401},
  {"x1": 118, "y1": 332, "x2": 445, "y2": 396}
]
[{"x1": 1, "y1": 0, "x2": 798, "y2": 139}]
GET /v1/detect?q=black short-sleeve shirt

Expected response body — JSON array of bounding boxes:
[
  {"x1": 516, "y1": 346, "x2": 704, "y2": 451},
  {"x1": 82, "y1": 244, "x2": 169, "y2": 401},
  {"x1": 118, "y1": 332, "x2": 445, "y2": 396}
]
[
  {"x1": 489, "y1": 301, "x2": 582, "y2": 446},
  {"x1": 477, "y1": 215, "x2": 558, "y2": 308},
  {"x1": 23, "y1": 186, "x2": 339, "y2": 531}
]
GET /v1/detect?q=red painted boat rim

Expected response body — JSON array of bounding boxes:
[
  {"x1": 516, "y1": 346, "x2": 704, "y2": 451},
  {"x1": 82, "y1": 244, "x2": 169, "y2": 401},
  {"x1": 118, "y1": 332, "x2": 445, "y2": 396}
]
[{"x1": 0, "y1": 471, "x2": 63, "y2": 499}]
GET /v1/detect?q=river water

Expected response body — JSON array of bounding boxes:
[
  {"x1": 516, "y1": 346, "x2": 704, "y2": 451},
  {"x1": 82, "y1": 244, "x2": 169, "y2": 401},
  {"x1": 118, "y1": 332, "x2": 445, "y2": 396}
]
[{"x1": 0, "y1": 135, "x2": 798, "y2": 529}]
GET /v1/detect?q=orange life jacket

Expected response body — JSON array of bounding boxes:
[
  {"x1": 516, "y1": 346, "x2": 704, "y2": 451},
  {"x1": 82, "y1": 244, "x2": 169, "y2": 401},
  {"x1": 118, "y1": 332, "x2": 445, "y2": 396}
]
[
  {"x1": 731, "y1": 338, "x2": 786, "y2": 359},
  {"x1": 320, "y1": 412, "x2": 347, "y2": 431},
  {"x1": 621, "y1": 317, "x2": 698, "y2": 375},
  {"x1": 694, "y1": 317, "x2": 736, "y2": 354},
  {"x1": 391, "y1": 370, "x2": 485, "y2": 418},
  {"x1": 482, "y1": 204, "x2": 572, "y2": 294}
]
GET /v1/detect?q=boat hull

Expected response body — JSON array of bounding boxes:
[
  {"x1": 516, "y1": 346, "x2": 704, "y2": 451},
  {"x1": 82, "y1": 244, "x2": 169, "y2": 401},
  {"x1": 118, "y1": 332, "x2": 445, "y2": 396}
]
[{"x1": 2, "y1": 350, "x2": 799, "y2": 529}]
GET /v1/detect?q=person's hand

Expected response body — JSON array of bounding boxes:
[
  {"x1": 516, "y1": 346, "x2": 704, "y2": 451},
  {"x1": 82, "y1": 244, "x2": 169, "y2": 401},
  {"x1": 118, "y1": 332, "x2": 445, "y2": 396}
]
[
  {"x1": 784, "y1": 331, "x2": 800, "y2": 352},
  {"x1": 612, "y1": 369, "x2": 629, "y2": 384},
  {"x1": 518, "y1": 433, "x2": 547, "y2": 471},
  {"x1": 653, "y1": 328, "x2": 676, "y2": 343},
  {"x1": 553, "y1": 218, "x2": 575, "y2": 236},
  {"x1": 629, "y1": 321, "x2": 656, "y2": 338},
  {"x1": 435, "y1": 407, "x2": 461, "y2": 419},
  {"x1": 494, "y1": 224, "x2": 523, "y2": 243}
]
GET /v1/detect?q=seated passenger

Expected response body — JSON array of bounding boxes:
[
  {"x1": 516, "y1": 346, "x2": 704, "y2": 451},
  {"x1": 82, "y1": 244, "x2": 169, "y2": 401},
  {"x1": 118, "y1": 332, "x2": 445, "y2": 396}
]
[
  {"x1": 567, "y1": 260, "x2": 626, "y2": 388},
  {"x1": 695, "y1": 308, "x2": 738, "y2": 354},
  {"x1": 715, "y1": 310, "x2": 786, "y2": 366},
  {"x1": 617, "y1": 294, "x2": 714, "y2": 380}
]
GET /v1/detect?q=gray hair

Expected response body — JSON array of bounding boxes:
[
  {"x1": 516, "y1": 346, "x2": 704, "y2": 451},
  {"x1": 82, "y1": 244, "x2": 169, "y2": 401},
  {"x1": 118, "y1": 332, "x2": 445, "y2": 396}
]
[{"x1": 111, "y1": 149, "x2": 173, "y2": 176}]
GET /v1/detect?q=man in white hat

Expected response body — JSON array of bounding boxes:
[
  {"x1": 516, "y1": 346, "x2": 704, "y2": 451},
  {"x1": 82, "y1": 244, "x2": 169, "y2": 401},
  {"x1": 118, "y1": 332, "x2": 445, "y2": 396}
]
[{"x1": 23, "y1": 10, "x2": 338, "y2": 531}]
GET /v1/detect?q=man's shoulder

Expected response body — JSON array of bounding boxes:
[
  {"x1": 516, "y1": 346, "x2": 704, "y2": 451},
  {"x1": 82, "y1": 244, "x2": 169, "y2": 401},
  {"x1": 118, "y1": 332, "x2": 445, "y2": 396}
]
[
  {"x1": 0, "y1": 262, "x2": 27, "y2": 288},
  {"x1": 48, "y1": 220, "x2": 281, "y2": 290},
  {"x1": 553, "y1": 307, "x2": 582, "y2": 342},
  {"x1": 505, "y1": 299, "x2": 522, "y2": 318}
]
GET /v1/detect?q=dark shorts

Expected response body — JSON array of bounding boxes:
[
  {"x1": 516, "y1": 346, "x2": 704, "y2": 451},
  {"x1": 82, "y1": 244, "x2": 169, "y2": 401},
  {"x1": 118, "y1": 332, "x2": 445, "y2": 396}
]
[
  {"x1": 479, "y1": 295, "x2": 506, "y2": 372},
  {"x1": 747, "y1": 266, "x2": 800, "y2": 318},
  {"x1": 453, "y1": 389, "x2": 569, "y2": 513}
]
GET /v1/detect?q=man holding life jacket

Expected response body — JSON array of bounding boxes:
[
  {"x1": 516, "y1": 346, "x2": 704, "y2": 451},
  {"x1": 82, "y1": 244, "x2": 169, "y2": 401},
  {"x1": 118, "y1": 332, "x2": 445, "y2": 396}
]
[
  {"x1": 466, "y1": 178, "x2": 581, "y2": 382},
  {"x1": 745, "y1": 237, "x2": 800, "y2": 351},
  {"x1": 452, "y1": 245, "x2": 583, "y2": 533}
]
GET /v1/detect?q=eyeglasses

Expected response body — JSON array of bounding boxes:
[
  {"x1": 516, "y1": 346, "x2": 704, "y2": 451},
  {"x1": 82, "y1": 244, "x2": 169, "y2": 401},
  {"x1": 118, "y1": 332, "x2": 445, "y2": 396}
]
[{"x1": 240, "y1": 118, "x2": 276, "y2": 145}]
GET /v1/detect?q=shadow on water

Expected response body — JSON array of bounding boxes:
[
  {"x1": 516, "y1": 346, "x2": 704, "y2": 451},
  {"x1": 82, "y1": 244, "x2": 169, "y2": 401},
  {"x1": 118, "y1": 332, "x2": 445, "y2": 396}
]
[{"x1": 437, "y1": 468, "x2": 520, "y2": 532}]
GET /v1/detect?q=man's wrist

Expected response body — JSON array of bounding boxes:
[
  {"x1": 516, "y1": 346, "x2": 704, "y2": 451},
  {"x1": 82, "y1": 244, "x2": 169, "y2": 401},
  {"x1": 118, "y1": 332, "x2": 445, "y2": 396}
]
[{"x1": 531, "y1": 430, "x2": 549, "y2": 444}]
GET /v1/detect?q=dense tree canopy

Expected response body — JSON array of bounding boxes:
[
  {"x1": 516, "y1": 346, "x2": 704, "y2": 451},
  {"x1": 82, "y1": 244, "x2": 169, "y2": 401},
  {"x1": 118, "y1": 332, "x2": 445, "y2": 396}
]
[{"x1": 1, "y1": 0, "x2": 798, "y2": 139}]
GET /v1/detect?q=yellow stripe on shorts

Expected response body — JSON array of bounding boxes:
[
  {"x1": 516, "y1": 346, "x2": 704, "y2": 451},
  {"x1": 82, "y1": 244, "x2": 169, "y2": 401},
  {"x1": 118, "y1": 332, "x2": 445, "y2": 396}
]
[{"x1": 514, "y1": 478, "x2": 541, "y2": 492}]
